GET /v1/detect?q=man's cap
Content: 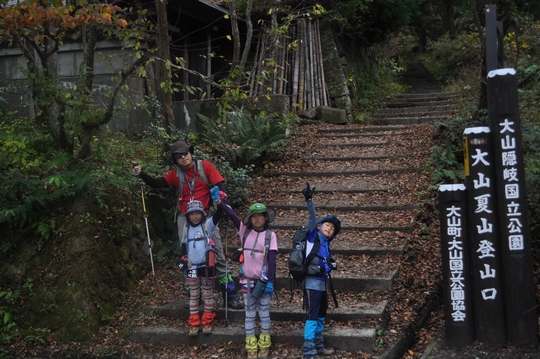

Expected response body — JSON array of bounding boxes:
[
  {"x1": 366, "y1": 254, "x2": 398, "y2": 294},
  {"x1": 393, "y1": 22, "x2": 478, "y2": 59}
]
[{"x1": 170, "y1": 141, "x2": 194, "y2": 155}]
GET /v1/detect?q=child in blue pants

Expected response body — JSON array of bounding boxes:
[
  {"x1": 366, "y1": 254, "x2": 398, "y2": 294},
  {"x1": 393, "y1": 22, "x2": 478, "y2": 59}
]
[{"x1": 301, "y1": 183, "x2": 341, "y2": 359}]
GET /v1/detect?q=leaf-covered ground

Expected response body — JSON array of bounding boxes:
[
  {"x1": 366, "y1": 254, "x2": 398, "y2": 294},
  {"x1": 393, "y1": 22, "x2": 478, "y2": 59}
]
[{"x1": 9, "y1": 121, "x2": 540, "y2": 359}]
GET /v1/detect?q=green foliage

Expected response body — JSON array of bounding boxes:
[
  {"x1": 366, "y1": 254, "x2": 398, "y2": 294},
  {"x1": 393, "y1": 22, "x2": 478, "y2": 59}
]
[
  {"x1": 0, "y1": 1, "x2": 154, "y2": 160},
  {"x1": 521, "y1": 120, "x2": 540, "y2": 238},
  {"x1": 0, "y1": 289, "x2": 19, "y2": 348},
  {"x1": 322, "y1": 0, "x2": 426, "y2": 45},
  {"x1": 197, "y1": 107, "x2": 290, "y2": 168},
  {"x1": 422, "y1": 32, "x2": 481, "y2": 84},
  {"x1": 351, "y1": 58, "x2": 407, "y2": 119},
  {"x1": 427, "y1": 106, "x2": 486, "y2": 188},
  {"x1": 428, "y1": 145, "x2": 464, "y2": 186},
  {"x1": 0, "y1": 278, "x2": 38, "y2": 353}
]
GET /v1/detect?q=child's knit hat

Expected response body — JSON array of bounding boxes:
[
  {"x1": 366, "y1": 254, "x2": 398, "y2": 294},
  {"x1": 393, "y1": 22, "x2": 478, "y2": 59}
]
[
  {"x1": 243, "y1": 203, "x2": 275, "y2": 225},
  {"x1": 186, "y1": 200, "x2": 205, "y2": 216}
]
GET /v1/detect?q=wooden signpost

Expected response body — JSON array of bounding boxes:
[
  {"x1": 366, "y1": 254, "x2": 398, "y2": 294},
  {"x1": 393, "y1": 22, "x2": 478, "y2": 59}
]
[
  {"x1": 440, "y1": 5, "x2": 537, "y2": 348},
  {"x1": 487, "y1": 69, "x2": 538, "y2": 346},
  {"x1": 438, "y1": 184, "x2": 475, "y2": 349},
  {"x1": 463, "y1": 127, "x2": 506, "y2": 346}
]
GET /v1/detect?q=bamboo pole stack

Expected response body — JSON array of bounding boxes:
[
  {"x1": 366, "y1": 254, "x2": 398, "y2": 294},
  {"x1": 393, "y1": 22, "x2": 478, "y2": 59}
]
[{"x1": 249, "y1": 18, "x2": 328, "y2": 113}]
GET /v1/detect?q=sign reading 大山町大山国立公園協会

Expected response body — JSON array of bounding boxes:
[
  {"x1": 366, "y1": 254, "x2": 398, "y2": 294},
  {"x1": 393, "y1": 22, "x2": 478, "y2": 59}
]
[{"x1": 438, "y1": 184, "x2": 474, "y2": 350}]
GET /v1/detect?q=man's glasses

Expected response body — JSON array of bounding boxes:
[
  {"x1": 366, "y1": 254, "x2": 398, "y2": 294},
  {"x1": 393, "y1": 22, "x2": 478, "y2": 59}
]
[{"x1": 174, "y1": 152, "x2": 190, "y2": 159}]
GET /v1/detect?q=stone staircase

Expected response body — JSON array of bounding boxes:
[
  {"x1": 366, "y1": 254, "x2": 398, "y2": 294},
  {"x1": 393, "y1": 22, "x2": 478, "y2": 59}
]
[{"x1": 126, "y1": 64, "x2": 458, "y2": 357}]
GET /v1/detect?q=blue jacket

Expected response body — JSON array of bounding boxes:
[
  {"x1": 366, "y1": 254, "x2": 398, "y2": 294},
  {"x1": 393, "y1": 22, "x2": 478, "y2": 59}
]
[{"x1": 306, "y1": 199, "x2": 333, "y2": 279}]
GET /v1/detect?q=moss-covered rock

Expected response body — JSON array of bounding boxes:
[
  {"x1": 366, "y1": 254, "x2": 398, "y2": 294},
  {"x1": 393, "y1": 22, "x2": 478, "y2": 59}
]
[{"x1": 1, "y1": 188, "x2": 148, "y2": 343}]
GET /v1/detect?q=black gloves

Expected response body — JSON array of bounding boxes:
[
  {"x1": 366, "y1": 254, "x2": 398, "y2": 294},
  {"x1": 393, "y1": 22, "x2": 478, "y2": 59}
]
[{"x1": 302, "y1": 182, "x2": 315, "y2": 200}]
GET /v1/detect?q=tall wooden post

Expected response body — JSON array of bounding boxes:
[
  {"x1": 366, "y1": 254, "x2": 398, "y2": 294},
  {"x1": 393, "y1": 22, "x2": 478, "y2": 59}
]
[
  {"x1": 485, "y1": 5, "x2": 504, "y2": 72},
  {"x1": 487, "y1": 69, "x2": 538, "y2": 345},
  {"x1": 463, "y1": 127, "x2": 506, "y2": 346},
  {"x1": 438, "y1": 184, "x2": 475, "y2": 349}
]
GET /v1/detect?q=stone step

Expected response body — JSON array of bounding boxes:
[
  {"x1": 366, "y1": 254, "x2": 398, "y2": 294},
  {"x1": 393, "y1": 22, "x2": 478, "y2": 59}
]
[
  {"x1": 322, "y1": 141, "x2": 387, "y2": 147},
  {"x1": 127, "y1": 324, "x2": 377, "y2": 353},
  {"x1": 145, "y1": 298, "x2": 388, "y2": 322},
  {"x1": 252, "y1": 173, "x2": 423, "y2": 193},
  {"x1": 390, "y1": 91, "x2": 457, "y2": 101},
  {"x1": 317, "y1": 125, "x2": 412, "y2": 133},
  {"x1": 173, "y1": 261, "x2": 398, "y2": 292},
  {"x1": 221, "y1": 227, "x2": 409, "y2": 256},
  {"x1": 264, "y1": 167, "x2": 422, "y2": 177},
  {"x1": 385, "y1": 98, "x2": 457, "y2": 108},
  {"x1": 370, "y1": 110, "x2": 453, "y2": 119},
  {"x1": 319, "y1": 132, "x2": 413, "y2": 138},
  {"x1": 270, "y1": 184, "x2": 391, "y2": 191},
  {"x1": 371, "y1": 117, "x2": 448, "y2": 125},
  {"x1": 173, "y1": 271, "x2": 397, "y2": 292},
  {"x1": 284, "y1": 157, "x2": 425, "y2": 172},
  {"x1": 271, "y1": 223, "x2": 413, "y2": 234},
  {"x1": 269, "y1": 203, "x2": 421, "y2": 211},
  {"x1": 390, "y1": 91, "x2": 459, "y2": 102},
  {"x1": 373, "y1": 104, "x2": 453, "y2": 115},
  {"x1": 224, "y1": 245, "x2": 405, "y2": 256}
]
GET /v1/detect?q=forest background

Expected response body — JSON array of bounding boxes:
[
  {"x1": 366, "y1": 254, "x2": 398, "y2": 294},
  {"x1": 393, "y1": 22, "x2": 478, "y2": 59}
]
[{"x1": 1, "y1": 0, "x2": 540, "y2": 357}]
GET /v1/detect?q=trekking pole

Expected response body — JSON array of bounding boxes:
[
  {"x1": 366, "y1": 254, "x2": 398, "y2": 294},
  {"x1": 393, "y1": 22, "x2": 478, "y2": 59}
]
[
  {"x1": 134, "y1": 163, "x2": 156, "y2": 284},
  {"x1": 224, "y1": 258, "x2": 229, "y2": 327},
  {"x1": 212, "y1": 243, "x2": 230, "y2": 327}
]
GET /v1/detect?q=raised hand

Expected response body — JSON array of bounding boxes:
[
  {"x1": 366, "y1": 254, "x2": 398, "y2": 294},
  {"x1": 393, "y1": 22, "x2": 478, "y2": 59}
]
[
  {"x1": 132, "y1": 161, "x2": 142, "y2": 176},
  {"x1": 210, "y1": 186, "x2": 220, "y2": 201},
  {"x1": 302, "y1": 182, "x2": 315, "y2": 200}
]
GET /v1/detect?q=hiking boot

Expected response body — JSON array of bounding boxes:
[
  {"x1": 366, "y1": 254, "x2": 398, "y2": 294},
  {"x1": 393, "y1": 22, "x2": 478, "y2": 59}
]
[
  {"x1": 202, "y1": 324, "x2": 212, "y2": 335},
  {"x1": 188, "y1": 326, "x2": 199, "y2": 336},
  {"x1": 247, "y1": 351, "x2": 258, "y2": 359},
  {"x1": 227, "y1": 299, "x2": 244, "y2": 309},
  {"x1": 257, "y1": 348, "x2": 269, "y2": 359},
  {"x1": 317, "y1": 347, "x2": 334, "y2": 356}
]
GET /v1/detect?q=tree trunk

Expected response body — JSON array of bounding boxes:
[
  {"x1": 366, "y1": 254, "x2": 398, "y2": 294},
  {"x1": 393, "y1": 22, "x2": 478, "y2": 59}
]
[
  {"x1": 238, "y1": 0, "x2": 253, "y2": 76},
  {"x1": 155, "y1": 0, "x2": 173, "y2": 133},
  {"x1": 229, "y1": 0, "x2": 241, "y2": 76},
  {"x1": 439, "y1": 0, "x2": 455, "y2": 36},
  {"x1": 470, "y1": 0, "x2": 487, "y2": 113}
]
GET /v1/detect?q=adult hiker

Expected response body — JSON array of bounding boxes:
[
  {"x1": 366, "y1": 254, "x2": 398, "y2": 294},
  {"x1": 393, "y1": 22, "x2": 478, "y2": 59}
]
[{"x1": 132, "y1": 140, "x2": 244, "y2": 309}]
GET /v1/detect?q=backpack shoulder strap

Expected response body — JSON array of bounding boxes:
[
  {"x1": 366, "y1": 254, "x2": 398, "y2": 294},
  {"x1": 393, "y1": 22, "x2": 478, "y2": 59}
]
[
  {"x1": 196, "y1": 159, "x2": 211, "y2": 186},
  {"x1": 264, "y1": 229, "x2": 273, "y2": 259},
  {"x1": 242, "y1": 228, "x2": 251, "y2": 248},
  {"x1": 176, "y1": 160, "x2": 210, "y2": 200},
  {"x1": 305, "y1": 236, "x2": 321, "y2": 264},
  {"x1": 182, "y1": 221, "x2": 188, "y2": 242},
  {"x1": 264, "y1": 229, "x2": 272, "y2": 248},
  {"x1": 176, "y1": 166, "x2": 184, "y2": 200},
  {"x1": 241, "y1": 229, "x2": 272, "y2": 258}
]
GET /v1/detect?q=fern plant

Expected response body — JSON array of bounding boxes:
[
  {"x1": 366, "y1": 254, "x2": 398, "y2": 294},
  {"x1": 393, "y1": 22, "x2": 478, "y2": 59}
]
[{"x1": 197, "y1": 107, "x2": 289, "y2": 168}]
